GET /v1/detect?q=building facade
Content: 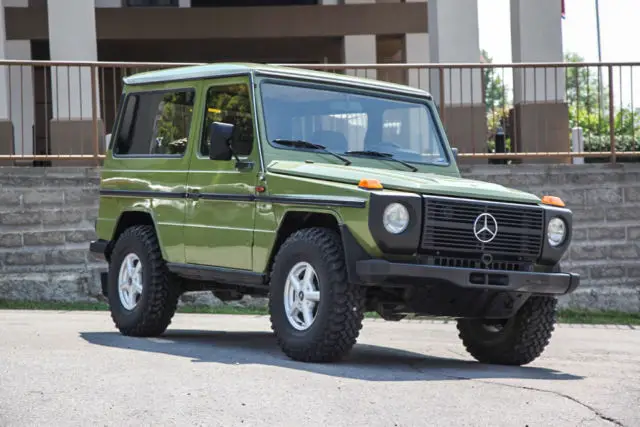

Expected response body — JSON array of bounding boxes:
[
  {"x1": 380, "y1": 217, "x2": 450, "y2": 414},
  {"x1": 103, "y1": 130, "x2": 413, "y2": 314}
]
[{"x1": 0, "y1": 0, "x2": 565, "y2": 161}]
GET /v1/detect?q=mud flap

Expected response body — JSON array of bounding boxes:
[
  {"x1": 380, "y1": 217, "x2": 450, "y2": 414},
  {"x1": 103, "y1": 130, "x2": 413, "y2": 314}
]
[{"x1": 100, "y1": 272, "x2": 109, "y2": 297}]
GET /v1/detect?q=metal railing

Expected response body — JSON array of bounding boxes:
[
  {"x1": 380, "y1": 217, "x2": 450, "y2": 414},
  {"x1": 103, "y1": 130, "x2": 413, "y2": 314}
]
[{"x1": 0, "y1": 59, "x2": 638, "y2": 165}]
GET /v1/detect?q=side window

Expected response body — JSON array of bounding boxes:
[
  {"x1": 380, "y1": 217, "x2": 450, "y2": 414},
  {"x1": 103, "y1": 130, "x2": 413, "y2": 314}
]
[
  {"x1": 201, "y1": 84, "x2": 254, "y2": 157},
  {"x1": 113, "y1": 89, "x2": 195, "y2": 156}
]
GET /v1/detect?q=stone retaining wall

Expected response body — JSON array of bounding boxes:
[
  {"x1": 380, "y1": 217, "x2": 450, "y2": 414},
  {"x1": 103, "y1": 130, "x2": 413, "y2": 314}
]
[{"x1": 0, "y1": 163, "x2": 638, "y2": 312}]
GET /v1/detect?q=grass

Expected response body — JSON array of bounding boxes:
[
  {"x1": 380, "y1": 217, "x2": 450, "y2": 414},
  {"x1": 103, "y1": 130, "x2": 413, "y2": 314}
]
[
  {"x1": 556, "y1": 309, "x2": 640, "y2": 326},
  {"x1": 1, "y1": 299, "x2": 639, "y2": 325}
]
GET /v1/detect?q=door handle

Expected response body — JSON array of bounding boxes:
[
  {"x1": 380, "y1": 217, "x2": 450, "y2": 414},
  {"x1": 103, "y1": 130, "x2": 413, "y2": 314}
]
[{"x1": 189, "y1": 188, "x2": 201, "y2": 200}]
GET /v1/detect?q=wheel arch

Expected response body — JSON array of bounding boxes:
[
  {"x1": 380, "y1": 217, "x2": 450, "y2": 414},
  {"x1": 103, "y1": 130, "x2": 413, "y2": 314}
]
[
  {"x1": 266, "y1": 210, "x2": 341, "y2": 273},
  {"x1": 264, "y1": 209, "x2": 370, "y2": 285},
  {"x1": 105, "y1": 210, "x2": 166, "y2": 262}
]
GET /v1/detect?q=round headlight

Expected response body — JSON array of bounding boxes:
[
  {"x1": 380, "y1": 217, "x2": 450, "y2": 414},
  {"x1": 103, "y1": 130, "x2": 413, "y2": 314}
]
[
  {"x1": 383, "y1": 203, "x2": 410, "y2": 234},
  {"x1": 547, "y1": 217, "x2": 567, "y2": 247}
]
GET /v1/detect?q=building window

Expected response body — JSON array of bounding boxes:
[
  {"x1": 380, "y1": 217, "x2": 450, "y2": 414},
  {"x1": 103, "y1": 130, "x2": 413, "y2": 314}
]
[
  {"x1": 200, "y1": 84, "x2": 254, "y2": 157},
  {"x1": 113, "y1": 90, "x2": 196, "y2": 157},
  {"x1": 124, "y1": 0, "x2": 179, "y2": 6}
]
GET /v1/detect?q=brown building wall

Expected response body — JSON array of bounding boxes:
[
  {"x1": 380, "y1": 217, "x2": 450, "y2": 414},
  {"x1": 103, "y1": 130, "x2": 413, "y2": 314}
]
[{"x1": 5, "y1": 3, "x2": 428, "y2": 41}]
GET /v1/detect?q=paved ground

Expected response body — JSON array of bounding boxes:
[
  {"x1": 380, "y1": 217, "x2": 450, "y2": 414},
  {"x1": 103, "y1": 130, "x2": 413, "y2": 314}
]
[{"x1": 0, "y1": 310, "x2": 638, "y2": 427}]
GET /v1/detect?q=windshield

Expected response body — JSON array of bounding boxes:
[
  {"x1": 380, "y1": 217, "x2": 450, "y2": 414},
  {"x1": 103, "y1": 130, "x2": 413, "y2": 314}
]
[{"x1": 260, "y1": 81, "x2": 449, "y2": 166}]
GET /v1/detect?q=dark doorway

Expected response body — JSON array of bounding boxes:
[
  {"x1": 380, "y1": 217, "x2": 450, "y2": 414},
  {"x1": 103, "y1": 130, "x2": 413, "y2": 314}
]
[{"x1": 191, "y1": 0, "x2": 318, "y2": 6}]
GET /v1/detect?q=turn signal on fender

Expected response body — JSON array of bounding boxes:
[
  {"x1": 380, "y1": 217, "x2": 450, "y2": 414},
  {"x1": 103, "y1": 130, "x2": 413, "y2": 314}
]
[
  {"x1": 358, "y1": 178, "x2": 383, "y2": 190},
  {"x1": 541, "y1": 195, "x2": 565, "y2": 207}
]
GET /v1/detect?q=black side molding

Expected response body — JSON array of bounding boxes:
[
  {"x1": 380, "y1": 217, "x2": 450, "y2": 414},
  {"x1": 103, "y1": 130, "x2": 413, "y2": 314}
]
[
  {"x1": 166, "y1": 263, "x2": 268, "y2": 290},
  {"x1": 99, "y1": 189, "x2": 366, "y2": 209}
]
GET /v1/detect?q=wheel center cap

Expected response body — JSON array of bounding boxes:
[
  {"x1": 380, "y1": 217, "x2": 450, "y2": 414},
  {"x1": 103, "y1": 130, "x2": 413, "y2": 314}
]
[{"x1": 298, "y1": 291, "x2": 304, "y2": 300}]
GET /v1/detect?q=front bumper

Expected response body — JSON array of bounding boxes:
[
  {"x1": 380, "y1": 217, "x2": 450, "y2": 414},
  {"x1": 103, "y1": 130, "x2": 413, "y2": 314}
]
[
  {"x1": 89, "y1": 240, "x2": 110, "y2": 297},
  {"x1": 89, "y1": 239, "x2": 109, "y2": 259},
  {"x1": 356, "y1": 259, "x2": 580, "y2": 295}
]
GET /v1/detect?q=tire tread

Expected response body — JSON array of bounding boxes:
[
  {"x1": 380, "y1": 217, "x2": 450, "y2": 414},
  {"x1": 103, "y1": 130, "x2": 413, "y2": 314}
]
[
  {"x1": 457, "y1": 296, "x2": 558, "y2": 366},
  {"x1": 269, "y1": 227, "x2": 364, "y2": 363},
  {"x1": 109, "y1": 225, "x2": 179, "y2": 337}
]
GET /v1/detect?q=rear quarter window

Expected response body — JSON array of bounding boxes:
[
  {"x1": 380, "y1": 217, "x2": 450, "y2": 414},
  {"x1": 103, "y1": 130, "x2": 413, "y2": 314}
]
[{"x1": 112, "y1": 89, "x2": 196, "y2": 157}]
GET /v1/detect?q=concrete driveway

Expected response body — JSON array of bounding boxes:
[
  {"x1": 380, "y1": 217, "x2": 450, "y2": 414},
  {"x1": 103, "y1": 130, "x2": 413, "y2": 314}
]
[{"x1": 0, "y1": 310, "x2": 638, "y2": 427}]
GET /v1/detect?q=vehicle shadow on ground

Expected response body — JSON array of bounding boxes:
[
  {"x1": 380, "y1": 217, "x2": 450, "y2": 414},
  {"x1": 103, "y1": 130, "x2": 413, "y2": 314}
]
[{"x1": 80, "y1": 330, "x2": 583, "y2": 382}]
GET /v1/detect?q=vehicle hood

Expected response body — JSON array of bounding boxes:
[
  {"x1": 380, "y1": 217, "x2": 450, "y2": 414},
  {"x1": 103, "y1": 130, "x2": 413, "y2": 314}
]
[{"x1": 267, "y1": 161, "x2": 541, "y2": 204}]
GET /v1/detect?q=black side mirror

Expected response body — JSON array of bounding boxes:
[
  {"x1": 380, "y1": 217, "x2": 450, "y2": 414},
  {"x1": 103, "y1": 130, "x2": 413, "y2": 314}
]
[
  {"x1": 451, "y1": 147, "x2": 458, "y2": 161},
  {"x1": 208, "y1": 121, "x2": 234, "y2": 161}
]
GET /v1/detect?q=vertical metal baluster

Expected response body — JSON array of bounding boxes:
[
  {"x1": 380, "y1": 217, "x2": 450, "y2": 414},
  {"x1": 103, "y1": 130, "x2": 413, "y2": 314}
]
[
  {"x1": 20, "y1": 65, "x2": 24, "y2": 158},
  {"x1": 470, "y1": 67, "x2": 475, "y2": 153},
  {"x1": 79, "y1": 65, "x2": 84, "y2": 157},
  {"x1": 439, "y1": 67, "x2": 446, "y2": 127},
  {"x1": 608, "y1": 65, "x2": 616, "y2": 163},
  {"x1": 100, "y1": 66, "x2": 106, "y2": 150},
  {"x1": 44, "y1": 64, "x2": 49, "y2": 156},
  {"x1": 631, "y1": 65, "x2": 636, "y2": 152},
  {"x1": 7, "y1": 63, "x2": 12, "y2": 160},
  {"x1": 91, "y1": 65, "x2": 99, "y2": 164}
]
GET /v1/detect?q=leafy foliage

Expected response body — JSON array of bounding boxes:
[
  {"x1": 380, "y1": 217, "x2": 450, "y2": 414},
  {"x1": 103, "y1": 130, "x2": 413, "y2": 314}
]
[
  {"x1": 482, "y1": 49, "x2": 507, "y2": 113},
  {"x1": 479, "y1": 49, "x2": 640, "y2": 158},
  {"x1": 202, "y1": 84, "x2": 254, "y2": 156},
  {"x1": 153, "y1": 91, "x2": 194, "y2": 155},
  {"x1": 565, "y1": 52, "x2": 609, "y2": 112}
]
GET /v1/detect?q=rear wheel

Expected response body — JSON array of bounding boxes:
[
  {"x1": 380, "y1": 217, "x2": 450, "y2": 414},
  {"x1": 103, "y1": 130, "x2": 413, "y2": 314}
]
[
  {"x1": 268, "y1": 227, "x2": 365, "y2": 363},
  {"x1": 457, "y1": 296, "x2": 558, "y2": 366},
  {"x1": 107, "y1": 225, "x2": 180, "y2": 337}
]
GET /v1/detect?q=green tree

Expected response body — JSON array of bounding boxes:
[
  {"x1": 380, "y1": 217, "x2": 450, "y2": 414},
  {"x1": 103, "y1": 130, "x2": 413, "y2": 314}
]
[
  {"x1": 565, "y1": 51, "x2": 610, "y2": 134},
  {"x1": 481, "y1": 49, "x2": 507, "y2": 113},
  {"x1": 565, "y1": 52, "x2": 610, "y2": 109},
  {"x1": 154, "y1": 91, "x2": 194, "y2": 155},
  {"x1": 481, "y1": 49, "x2": 511, "y2": 152}
]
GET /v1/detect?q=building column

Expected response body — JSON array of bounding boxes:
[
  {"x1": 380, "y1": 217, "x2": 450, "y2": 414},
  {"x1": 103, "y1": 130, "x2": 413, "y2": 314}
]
[
  {"x1": 0, "y1": 0, "x2": 13, "y2": 159},
  {"x1": 428, "y1": 0, "x2": 486, "y2": 157},
  {"x1": 405, "y1": 0, "x2": 429, "y2": 90},
  {"x1": 7, "y1": 40, "x2": 34, "y2": 157},
  {"x1": 343, "y1": 35, "x2": 377, "y2": 80},
  {"x1": 405, "y1": 33, "x2": 429, "y2": 91},
  {"x1": 47, "y1": 0, "x2": 103, "y2": 162},
  {"x1": 510, "y1": 0, "x2": 568, "y2": 161},
  {"x1": 343, "y1": 0, "x2": 377, "y2": 80},
  {"x1": 0, "y1": 0, "x2": 34, "y2": 163}
]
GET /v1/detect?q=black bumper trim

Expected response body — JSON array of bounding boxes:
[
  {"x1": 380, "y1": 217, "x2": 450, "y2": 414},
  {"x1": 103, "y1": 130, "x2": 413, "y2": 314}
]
[
  {"x1": 99, "y1": 272, "x2": 109, "y2": 298},
  {"x1": 356, "y1": 259, "x2": 580, "y2": 295},
  {"x1": 89, "y1": 239, "x2": 110, "y2": 257}
]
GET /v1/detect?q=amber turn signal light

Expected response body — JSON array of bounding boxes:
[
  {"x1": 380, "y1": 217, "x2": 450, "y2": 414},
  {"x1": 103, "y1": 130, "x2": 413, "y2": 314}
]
[
  {"x1": 541, "y1": 195, "x2": 565, "y2": 207},
  {"x1": 358, "y1": 178, "x2": 383, "y2": 190}
]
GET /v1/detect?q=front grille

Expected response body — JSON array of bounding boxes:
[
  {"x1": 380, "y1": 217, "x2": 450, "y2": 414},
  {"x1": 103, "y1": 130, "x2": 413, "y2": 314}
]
[{"x1": 421, "y1": 196, "x2": 544, "y2": 260}]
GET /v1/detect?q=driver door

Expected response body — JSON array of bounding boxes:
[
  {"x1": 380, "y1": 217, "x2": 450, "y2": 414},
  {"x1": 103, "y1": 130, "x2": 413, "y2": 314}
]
[{"x1": 183, "y1": 77, "x2": 259, "y2": 270}]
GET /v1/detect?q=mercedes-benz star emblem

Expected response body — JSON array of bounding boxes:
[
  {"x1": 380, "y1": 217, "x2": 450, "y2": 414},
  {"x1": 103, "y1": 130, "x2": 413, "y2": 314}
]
[{"x1": 473, "y1": 213, "x2": 498, "y2": 243}]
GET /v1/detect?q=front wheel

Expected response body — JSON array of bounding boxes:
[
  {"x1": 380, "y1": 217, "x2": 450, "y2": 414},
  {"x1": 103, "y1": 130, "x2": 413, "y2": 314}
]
[
  {"x1": 107, "y1": 225, "x2": 180, "y2": 337},
  {"x1": 268, "y1": 227, "x2": 365, "y2": 363},
  {"x1": 457, "y1": 296, "x2": 558, "y2": 366}
]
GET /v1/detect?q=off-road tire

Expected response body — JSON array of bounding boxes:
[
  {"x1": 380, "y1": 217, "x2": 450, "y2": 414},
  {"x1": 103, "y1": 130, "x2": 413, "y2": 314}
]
[
  {"x1": 107, "y1": 224, "x2": 180, "y2": 337},
  {"x1": 456, "y1": 296, "x2": 558, "y2": 366},
  {"x1": 269, "y1": 227, "x2": 365, "y2": 363}
]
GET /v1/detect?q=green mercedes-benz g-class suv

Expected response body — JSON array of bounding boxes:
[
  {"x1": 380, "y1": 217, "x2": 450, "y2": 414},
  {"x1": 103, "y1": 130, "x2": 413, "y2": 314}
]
[{"x1": 90, "y1": 63, "x2": 579, "y2": 366}]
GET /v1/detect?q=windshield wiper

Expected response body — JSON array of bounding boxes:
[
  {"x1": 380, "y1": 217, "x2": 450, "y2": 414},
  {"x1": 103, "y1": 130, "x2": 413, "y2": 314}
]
[
  {"x1": 272, "y1": 139, "x2": 351, "y2": 166},
  {"x1": 345, "y1": 150, "x2": 418, "y2": 172}
]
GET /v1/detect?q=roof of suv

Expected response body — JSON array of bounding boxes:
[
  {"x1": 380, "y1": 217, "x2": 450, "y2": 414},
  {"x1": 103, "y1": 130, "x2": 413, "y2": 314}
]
[{"x1": 122, "y1": 62, "x2": 433, "y2": 99}]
